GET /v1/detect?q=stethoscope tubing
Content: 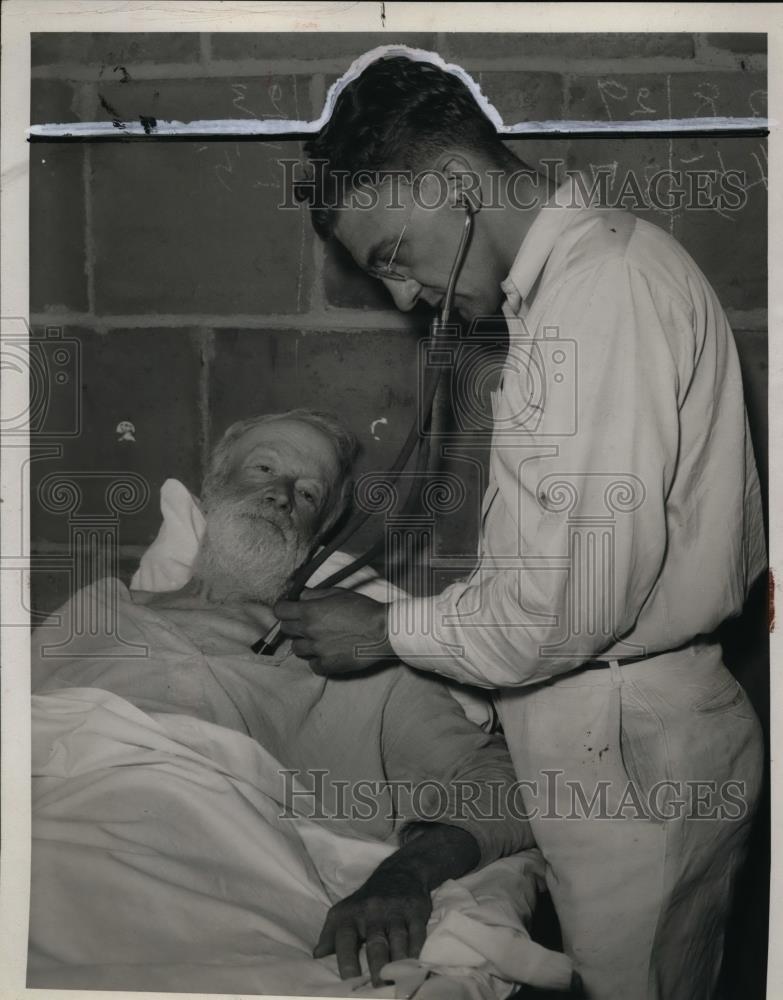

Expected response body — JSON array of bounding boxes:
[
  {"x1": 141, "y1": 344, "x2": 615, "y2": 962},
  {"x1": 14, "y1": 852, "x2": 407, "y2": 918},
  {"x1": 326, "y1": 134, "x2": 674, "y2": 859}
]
[{"x1": 253, "y1": 206, "x2": 475, "y2": 655}]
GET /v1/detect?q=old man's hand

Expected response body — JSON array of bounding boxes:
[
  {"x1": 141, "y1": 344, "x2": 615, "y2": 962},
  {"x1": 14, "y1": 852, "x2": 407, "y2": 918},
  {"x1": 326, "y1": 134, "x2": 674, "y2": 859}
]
[
  {"x1": 274, "y1": 588, "x2": 396, "y2": 675},
  {"x1": 313, "y1": 868, "x2": 431, "y2": 986}
]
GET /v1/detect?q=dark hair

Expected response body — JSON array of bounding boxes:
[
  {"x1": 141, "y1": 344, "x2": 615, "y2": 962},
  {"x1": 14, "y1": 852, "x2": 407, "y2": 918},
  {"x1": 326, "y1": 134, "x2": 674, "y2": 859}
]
[{"x1": 295, "y1": 54, "x2": 509, "y2": 239}]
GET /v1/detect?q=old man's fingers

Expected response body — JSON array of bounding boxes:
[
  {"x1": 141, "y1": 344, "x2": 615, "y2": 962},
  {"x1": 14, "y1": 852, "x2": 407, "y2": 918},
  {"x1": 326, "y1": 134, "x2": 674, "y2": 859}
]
[{"x1": 313, "y1": 911, "x2": 363, "y2": 981}]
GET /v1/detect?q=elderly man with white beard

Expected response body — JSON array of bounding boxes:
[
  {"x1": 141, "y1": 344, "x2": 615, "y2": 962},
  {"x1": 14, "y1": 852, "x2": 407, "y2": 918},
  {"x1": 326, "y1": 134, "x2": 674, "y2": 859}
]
[
  {"x1": 192, "y1": 410, "x2": 352, "y2": 611},
  {"x1": 30, "y1": 408, "x2": 548, "y2": 994}
]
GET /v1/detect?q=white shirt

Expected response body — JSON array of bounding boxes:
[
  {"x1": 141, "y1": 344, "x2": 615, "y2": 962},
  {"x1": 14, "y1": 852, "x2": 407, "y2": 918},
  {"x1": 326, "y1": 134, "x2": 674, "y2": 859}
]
[{"x1": 388, "y1": 176, "x2": 766, "y2": 688}]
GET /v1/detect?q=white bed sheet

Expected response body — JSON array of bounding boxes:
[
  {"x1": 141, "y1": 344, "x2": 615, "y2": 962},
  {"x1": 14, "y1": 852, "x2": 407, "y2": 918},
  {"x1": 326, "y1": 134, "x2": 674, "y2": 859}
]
[{"x1": 29, "y1": 686, "x2": 573, "y2": 998}]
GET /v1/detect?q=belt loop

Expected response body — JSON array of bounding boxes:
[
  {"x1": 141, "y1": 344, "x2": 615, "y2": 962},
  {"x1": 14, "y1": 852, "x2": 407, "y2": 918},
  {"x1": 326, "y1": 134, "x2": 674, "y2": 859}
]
[{"x1": 608, "y1": 658, "x2": 623, "y2": 687}]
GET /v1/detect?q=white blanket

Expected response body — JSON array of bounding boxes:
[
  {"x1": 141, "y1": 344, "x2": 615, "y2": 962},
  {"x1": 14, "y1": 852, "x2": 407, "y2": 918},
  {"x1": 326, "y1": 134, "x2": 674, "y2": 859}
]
[{"x1": 29, "y1": 687, "x2": 573, "y2": 998}]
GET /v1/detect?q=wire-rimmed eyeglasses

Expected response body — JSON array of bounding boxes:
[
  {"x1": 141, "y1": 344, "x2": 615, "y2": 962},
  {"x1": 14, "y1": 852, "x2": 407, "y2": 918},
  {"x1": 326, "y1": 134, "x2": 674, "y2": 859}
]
[{"x1": 365, "y1": 223, "x2": 409, "y2": 283}]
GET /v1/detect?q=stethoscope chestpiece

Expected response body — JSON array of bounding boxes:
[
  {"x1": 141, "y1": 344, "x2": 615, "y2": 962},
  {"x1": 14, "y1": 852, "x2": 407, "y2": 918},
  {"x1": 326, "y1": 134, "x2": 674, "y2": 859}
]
[{"x1": 252, "y1": 620, "x2": 284, "y2": 655}]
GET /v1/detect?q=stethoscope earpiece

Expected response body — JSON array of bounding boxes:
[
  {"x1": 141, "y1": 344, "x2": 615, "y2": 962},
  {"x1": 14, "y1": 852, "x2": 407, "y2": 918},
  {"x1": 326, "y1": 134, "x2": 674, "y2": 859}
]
[{"x1": 458, "y1": 192, "x2": 480, "y2": 215}]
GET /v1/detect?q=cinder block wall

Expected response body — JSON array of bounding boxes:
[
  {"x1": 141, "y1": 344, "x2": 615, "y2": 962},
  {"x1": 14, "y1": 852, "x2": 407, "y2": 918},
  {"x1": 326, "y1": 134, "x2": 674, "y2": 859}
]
[{"x1": 29, "y1": 32, "x2": 767, "y2": 610}]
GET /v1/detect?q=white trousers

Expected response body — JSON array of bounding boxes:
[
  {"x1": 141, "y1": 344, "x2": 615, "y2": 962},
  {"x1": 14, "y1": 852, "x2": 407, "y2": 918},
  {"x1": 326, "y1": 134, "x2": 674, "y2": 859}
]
[{"x1": 497, "y1": 641, "x2": 764, "y2": 1000}]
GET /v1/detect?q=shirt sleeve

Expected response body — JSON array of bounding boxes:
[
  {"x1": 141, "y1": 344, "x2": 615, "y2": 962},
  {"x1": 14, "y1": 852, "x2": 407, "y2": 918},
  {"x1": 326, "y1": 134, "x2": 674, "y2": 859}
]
[
  {"x1": 380, "y1": 667, "x2": 533, "y2": 868},
  {"x1": 388, "y1": 254, "x2": 683, "y2": 687}
]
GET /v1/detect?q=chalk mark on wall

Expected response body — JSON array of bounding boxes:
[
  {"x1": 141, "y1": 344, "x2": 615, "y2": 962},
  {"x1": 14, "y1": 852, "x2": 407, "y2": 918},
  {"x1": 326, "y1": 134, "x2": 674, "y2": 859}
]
[
  {"x1": 116, "y1": 421, "x2": 136, "y2": 443},
  {"x1": 370, "y1": 418, "x2": 388, "y2": 441}
]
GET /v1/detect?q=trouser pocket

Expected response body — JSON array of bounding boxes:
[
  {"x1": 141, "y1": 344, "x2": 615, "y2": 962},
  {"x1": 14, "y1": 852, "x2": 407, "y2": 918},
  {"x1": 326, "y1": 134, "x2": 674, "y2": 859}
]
[
  {"x1": 617, "y1": 682, "x2": 673, "y2": 816},
  {"x1": 618, "y1": 661, "x2": 764, "y2": 827},
  {"x1": 687, "y1": 666, "x2": 758, "y2": 723}
]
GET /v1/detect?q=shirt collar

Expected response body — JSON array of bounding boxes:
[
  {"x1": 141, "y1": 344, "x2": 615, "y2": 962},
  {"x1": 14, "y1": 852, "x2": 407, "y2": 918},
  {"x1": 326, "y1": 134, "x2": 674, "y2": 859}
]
[{"x1": 501, "y1": 172, "x2": 593, "y2": 303}]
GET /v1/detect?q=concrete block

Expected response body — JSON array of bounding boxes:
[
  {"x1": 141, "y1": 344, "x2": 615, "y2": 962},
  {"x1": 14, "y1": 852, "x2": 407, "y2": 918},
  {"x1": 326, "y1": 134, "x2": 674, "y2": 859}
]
[
  {"x1": 30, "y1": 81, "x2": 90, "y2": 313},
  {"x1": 704, "y1": 34, "x2": 767, "y2": 55},
  {"x1": 672, "y1": 136, "x2": 767, "y2": 312},
  {"x1": 210, "y1": 32, "x2": 437, "y2": 63},
  {"x1": 30, "y1": 79, "x2": 82, "y2": 124},
  {"x1": 91, "y1": 140, "x2": 312, "y2": 315},
  {"x1": 440, "y1": 33, "x2": 696, "y2": 63},
  {"x1": 31, "y1": 32, "x2": 200, "y2": 68},
  {"x1": 95, "y1": 74, "x2": 313, "y2": 127},
  {"x1": 30, "y1": 145, "x2": 88, "y2": 313},
  {"x1": 29, "y1": 327, "x2": 203, "y2": 546},
  {"x1": 567, "y1": 71, "x2": 766, "y2": 121},
  {"x1": 566, "y1": 134, "x2": 675, "y2": 224},
  {"x1": 477, "y1": 71, "x2": 564, "y2": 123}
]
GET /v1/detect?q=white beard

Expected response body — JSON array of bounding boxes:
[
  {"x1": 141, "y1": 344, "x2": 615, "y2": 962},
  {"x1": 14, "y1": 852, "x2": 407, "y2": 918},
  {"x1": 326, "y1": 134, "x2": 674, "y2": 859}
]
[{"x1": 194, "y1": 482, "x2": 312, "y2": 605}]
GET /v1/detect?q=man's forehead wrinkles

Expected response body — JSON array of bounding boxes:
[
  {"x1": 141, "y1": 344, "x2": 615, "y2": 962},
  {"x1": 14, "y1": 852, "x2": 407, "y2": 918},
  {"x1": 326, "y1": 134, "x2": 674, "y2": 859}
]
[
  {"x1": 237, "y1": 442, "x2": 280, "y2": 468},
  {"x1": 243, "y1": 441, "x2": 280, "y2": 458}
]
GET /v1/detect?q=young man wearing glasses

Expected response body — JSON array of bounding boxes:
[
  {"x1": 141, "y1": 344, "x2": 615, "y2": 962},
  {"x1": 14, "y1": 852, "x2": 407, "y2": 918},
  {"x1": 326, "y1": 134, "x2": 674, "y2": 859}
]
[{"x1": 278, "y1": 53, "x2": 766, "y2": 1000}]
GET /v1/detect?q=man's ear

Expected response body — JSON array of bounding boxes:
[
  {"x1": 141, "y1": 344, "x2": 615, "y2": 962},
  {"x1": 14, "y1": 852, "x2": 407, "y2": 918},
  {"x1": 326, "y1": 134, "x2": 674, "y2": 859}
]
[{"x1": 436, "y1": 153, "x2": 483, "y2": 213}]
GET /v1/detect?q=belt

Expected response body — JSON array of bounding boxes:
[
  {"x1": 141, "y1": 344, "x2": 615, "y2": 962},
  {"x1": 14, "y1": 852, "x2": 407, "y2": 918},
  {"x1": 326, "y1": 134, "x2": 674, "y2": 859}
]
[
  {"x1": 584, "y1": 638, "x2": 700, "y2": 670},
  {"x1": 584, "y1": 654, "x2": 649, "y2": 670}
]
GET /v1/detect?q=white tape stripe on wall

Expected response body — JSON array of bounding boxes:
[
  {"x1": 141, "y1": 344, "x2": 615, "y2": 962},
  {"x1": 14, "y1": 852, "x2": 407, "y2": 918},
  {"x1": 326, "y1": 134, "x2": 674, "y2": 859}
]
[
  {"x1": 26, "y1": 45, "x2": 770, "y2": 140},
  {"x1": 27, "y1": 116, "x2": 769, "y2": 139}
]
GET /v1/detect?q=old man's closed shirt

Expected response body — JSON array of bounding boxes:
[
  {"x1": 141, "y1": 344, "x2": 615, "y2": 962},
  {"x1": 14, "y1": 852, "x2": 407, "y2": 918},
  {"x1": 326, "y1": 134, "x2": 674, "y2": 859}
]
[{"x1": 389, "y1": 175, "x2": 766, "y2": 687}]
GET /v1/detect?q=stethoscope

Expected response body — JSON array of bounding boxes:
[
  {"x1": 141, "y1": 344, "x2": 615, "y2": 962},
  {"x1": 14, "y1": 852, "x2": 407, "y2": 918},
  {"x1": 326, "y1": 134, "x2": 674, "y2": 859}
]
[{"x1": 252, "y1": 201, "x2": 476, "y2": 655}]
